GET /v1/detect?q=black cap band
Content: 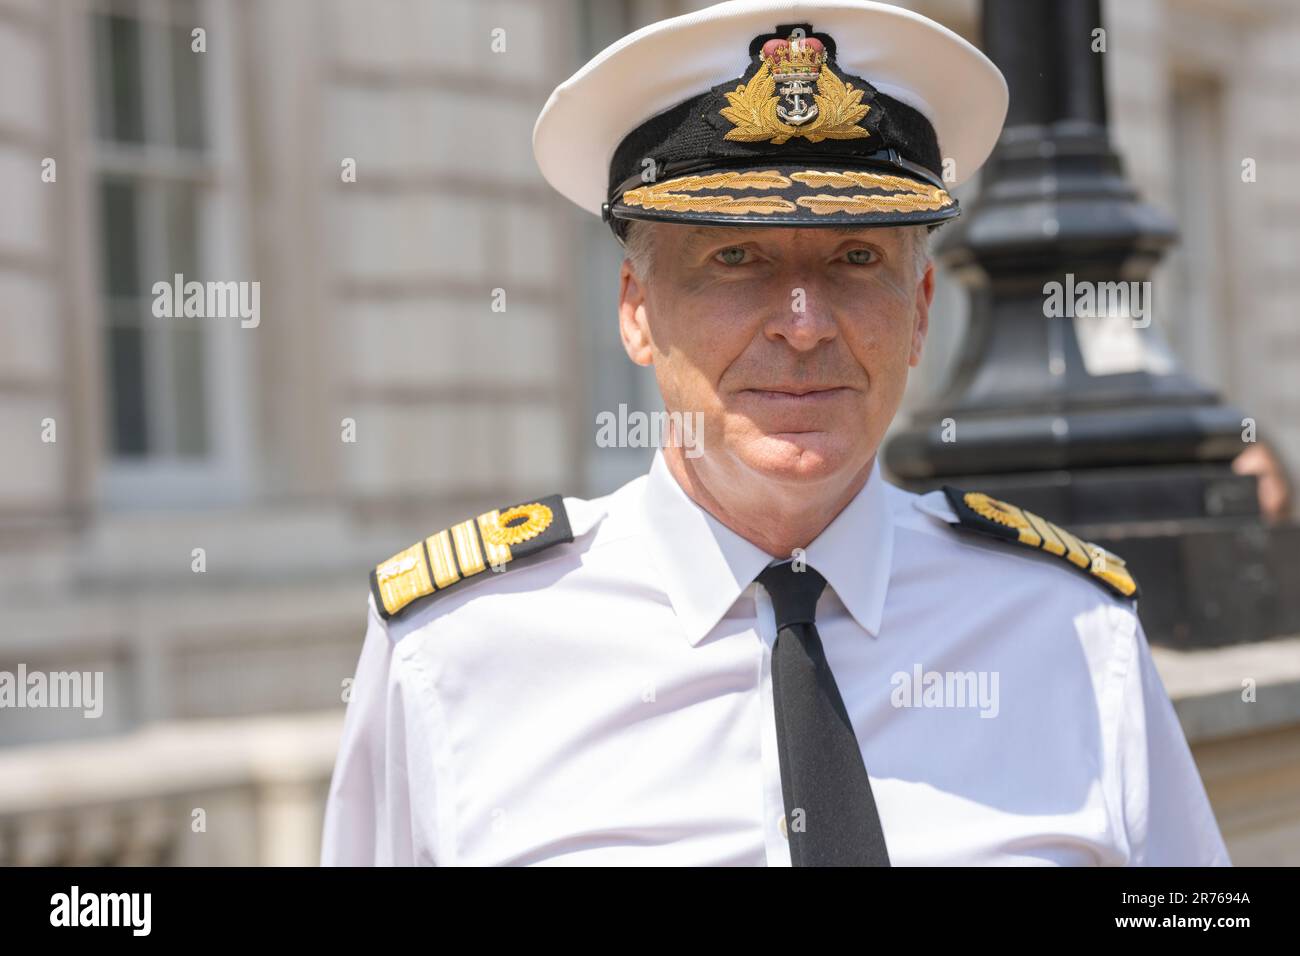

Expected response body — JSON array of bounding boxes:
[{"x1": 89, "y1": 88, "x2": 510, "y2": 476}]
[{"x1": 600, "y1": 22, "x2": 954, "y2": 242}]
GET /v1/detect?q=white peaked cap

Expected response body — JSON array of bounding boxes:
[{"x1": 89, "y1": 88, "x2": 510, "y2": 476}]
[{"x1": 534, "y1": 0, "x2": 1008, "y2": 233}]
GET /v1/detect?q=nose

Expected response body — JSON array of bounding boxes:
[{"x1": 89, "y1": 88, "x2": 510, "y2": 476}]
[{"x1": 761, "y1": 278, "x2": 838, "y2": 351}]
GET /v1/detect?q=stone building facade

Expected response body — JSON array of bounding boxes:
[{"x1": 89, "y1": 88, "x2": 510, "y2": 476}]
[{"x1": 0, "y1": 0, "x2": 1296, "y2": 865}]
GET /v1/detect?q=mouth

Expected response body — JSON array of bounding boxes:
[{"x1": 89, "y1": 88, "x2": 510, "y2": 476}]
[{"x1": 739, "y1": 385, "x2": 852, "y2": 402}]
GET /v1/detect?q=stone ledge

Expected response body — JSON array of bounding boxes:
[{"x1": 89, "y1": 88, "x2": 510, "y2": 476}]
[
  {"x1": 1153, "y1": 634, "x2": 1300, "y2": 743},
  {"x1": 0, "y1": 709, "x2": 345, "y2": 814}
]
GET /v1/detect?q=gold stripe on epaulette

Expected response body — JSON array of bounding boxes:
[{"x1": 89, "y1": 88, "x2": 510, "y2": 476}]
[
  {"x1": 1088, "y1": 545, "x2": 1138, "y2": 598},
  {"x1": 375, "y1": 497, "x2": 567, "y2": 619},
  {"x1": 964, "y1": 492, "x2": 1041, "y2": 547},
  {"x1": 963, "y1": 492, "x2": 1138, "y2": 598},
  {"x1": 476, "y1": 510, "x2": 513, "y2": 569},
  {"x1": 425, "y1": 528, "x2": 460, "y2": 588},
  {"x1": 1053, "y1": 523, "x2": 1093, "y2": 570},
  {"x1": 451, "y1": 519, "x2": 486, "y2": 576},
  {"x1": 375, "y1": 542, "x2": 434, "y2": 616},
  {"x1": 1023, "y1": 509, "x2": 1065, "y2": 556}
]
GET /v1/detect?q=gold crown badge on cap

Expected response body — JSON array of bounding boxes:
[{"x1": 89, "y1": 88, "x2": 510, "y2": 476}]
[{"x1": 720, "y1": 29, "x2": 870, "y2": 144}]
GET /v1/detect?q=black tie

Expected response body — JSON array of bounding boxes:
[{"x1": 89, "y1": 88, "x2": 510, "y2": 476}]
[{"x1": 756, "y1": 561, "x2": 890, "y2": 866}]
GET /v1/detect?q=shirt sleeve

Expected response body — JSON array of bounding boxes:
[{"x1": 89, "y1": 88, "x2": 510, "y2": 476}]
[
  {"x1": 1116, "y1": 612, "x2": 1232, "y2": 866},
  {"x1": 319, "y1": 592, "x2": 417, "y2": 866}
]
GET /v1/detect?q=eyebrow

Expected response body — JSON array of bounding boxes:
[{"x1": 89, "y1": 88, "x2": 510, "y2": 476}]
[
  {"x1": 687, "y1": 224, "x2": 887, "y2": 237},
  {"x1": 678, "y1": 227, "x2": 738, "y2": 251},
  {"x1": 681, "y1": 226, "x2": 734, "y2": 241},
  {"x1": 679, "y1": 224, "x2": 891, "y2": 249}
]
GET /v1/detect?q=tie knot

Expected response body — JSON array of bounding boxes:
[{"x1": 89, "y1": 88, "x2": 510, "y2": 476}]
[{"x1": 755, "y1": 561, "x2": 827, "y2": 630}]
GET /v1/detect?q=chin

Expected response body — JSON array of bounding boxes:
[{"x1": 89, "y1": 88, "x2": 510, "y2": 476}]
[{"x1": 736, "y1": 432, "x2": 855, "y2": 484}]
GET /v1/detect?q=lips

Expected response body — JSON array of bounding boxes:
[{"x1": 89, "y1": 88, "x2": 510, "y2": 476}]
[
  {"x1": 741, "y1": 386, "x2": 850, "y2": 399},
  {"x1": 749, "y1": 386, "x2": 842, "y2": 396}
]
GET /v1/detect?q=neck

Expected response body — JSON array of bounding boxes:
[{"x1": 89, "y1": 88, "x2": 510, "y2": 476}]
[{"x1": 661, "y1": 445, "x2": 875, "y2": 558}]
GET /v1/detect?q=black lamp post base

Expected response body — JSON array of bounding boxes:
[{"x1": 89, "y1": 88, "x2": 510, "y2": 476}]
[
  {"x1": 900, "y1": 465, "x2": 1300, "y2": 647},
  {"x1": 879, "y1": 0, "x2": 1300, "y2": 648},
  {"x1": 902, "y1": 463, "x2": 1257, "y2": 525},
  {"x1": 1092, "y1": 519, "x2": 1300, "y2": 649},
  {"x1": 902, "y1": 466, "x2": 1299, "y2": 648}
]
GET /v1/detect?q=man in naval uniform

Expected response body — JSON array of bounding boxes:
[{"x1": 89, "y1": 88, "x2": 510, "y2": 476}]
[{"x1": 320, "y1": 0, "x2": 1231, "y2": 866}]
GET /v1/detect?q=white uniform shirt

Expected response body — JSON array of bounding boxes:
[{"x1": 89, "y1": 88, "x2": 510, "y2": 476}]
[{"x1": 320, "y1": 450, "x2": 1231, "y2": 866}]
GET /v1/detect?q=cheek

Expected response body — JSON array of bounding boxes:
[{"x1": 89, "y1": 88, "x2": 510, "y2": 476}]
[
  {"x1": 837, "y1": 279, "x2": 916, "y2": 371},
  {"x1": 649, "y1": 282, "x2": 763, "y2": 392}
]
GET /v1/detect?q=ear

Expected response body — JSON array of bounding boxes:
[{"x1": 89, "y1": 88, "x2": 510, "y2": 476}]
[
  {"x1": 618, "y1": 259, "x2": 654, "y2": 367},
  {"x1": 908, "y1": 260, "x2": 935, "y2": 367}
]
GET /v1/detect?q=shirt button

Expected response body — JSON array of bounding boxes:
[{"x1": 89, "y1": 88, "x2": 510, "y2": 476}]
[{"x1": 778, "y1": 812, "x2": 788, "y2": 839}]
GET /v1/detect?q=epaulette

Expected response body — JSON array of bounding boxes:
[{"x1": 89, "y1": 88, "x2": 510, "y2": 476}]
[
  {"x1": 941, "y1": 486, "x2": 1139, "y2": 600},
  {"x1": 371, "y1": 494, "x2": 574, "y2": 620}
]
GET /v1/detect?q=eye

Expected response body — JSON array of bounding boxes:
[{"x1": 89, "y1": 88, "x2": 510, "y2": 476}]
[
  {"x1": 844, "y1": 247, "x2": 877, "y2": 265},
  {"x1": 714, "y1": 246, "x2": 749, "y2": 266}
]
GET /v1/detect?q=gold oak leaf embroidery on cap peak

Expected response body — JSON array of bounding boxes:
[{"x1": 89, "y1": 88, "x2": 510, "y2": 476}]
[
  {"x1": 792, "y1": 170, "x2": 953, "y2": 214},
  {"x1": 621, "y1": 169, "x2": 797, "y2": 214}
]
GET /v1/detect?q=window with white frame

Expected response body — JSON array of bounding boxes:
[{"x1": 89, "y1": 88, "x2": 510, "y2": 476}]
[
  {"x1": 89, "y1": 0, "x2": 250, "y2": 504},
  {"x1": 1166, "y1": 71, "x2": 1232, "y2": 396}
]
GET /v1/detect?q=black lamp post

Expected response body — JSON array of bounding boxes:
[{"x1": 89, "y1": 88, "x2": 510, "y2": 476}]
[{"x1": 884, "y1": 0, "x2": 1300, "y2": 646}]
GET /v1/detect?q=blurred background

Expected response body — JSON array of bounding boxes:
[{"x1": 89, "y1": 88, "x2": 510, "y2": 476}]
[{"x1": 0, "y1": 0, "x2": 1297, "y2": 865}]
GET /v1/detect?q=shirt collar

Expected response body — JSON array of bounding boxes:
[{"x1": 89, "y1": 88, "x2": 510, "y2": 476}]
[{"x1": 638, "y1": 449, "x2": 895, "y2": 646}]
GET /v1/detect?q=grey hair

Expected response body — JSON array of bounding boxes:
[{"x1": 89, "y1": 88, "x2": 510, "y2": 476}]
[
  {"x1": 622, "y1": 219, "x2": 656, "y2": 278},
  {"x1": 620, "y1": 219, "x2": 931, "y2": 280},
  {"x1": 909, "y1": 223, "x2": 933, "y2": 280}
]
